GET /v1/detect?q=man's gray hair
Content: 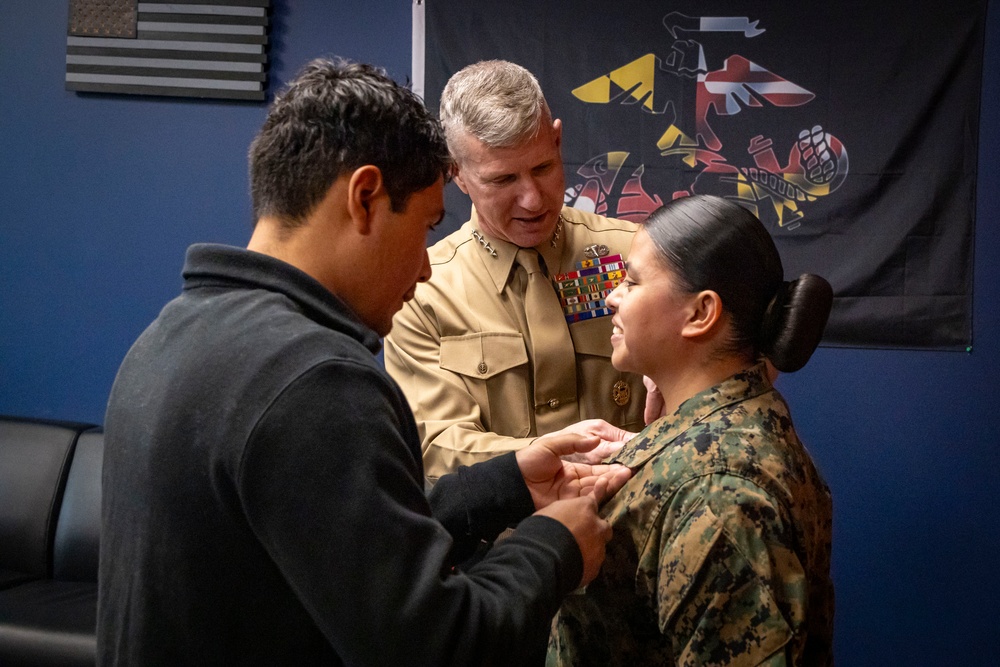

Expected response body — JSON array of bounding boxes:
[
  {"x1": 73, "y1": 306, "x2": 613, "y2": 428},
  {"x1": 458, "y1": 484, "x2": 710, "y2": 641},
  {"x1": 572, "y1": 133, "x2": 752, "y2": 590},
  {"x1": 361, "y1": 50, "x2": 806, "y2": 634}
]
[{"x1": 439, "y1": 60, "x2": 549, "y2": 159}]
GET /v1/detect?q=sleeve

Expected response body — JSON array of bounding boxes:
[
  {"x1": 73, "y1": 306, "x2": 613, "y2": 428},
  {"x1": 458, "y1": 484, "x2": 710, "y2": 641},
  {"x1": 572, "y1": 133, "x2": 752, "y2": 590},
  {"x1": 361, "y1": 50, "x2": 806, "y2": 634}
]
[
  {"x1": 238, "y1": 361, "x2": 582, "y2": 666},
  {"x1": 385, "y1": 297, "x2": 534, "y2": 480},
  {"x1": 651, "y1": 475, "x2": 801, "y2": 664},
  {"x1": 428, "y1": 452, "x2": 538, "y2": 563}
]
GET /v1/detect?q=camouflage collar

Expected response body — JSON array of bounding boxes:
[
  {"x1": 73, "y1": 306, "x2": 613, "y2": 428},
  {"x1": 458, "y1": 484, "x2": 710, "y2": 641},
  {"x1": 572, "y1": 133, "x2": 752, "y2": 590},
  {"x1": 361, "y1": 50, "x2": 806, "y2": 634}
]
[{"x1": 611, "y1": 362, "x2": 774, "y2": 471}]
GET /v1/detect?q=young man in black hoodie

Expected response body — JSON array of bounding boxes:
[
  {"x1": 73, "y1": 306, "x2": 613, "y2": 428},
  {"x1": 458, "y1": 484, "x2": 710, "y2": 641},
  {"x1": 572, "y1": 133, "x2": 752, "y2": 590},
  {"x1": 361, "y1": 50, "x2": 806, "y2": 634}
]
[{"x1": 98, "y1": 58, "x2": 631, "y2": 666}]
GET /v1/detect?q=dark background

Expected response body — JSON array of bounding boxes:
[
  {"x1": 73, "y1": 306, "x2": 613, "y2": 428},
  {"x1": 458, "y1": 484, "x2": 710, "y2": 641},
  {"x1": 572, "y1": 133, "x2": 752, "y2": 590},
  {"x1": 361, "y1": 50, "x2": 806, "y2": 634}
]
[
  {"x1": 425, "y1": 0, "x2": 984, "y2": 349},
  {"x1": 1, "y1": 1, "x2": 998, "y2": 662}
]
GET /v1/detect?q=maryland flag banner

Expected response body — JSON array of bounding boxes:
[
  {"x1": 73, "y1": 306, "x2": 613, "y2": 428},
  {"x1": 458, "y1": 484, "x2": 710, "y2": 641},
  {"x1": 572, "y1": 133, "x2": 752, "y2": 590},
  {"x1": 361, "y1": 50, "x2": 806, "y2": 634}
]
[{"x1": 419, "y1": 0, "x2": 987, "y2": 349}]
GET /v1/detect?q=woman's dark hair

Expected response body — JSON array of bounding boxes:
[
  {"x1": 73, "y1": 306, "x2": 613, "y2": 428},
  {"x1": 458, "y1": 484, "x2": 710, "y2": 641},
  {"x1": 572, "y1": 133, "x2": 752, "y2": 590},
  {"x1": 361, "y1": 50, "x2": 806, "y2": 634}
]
[
  {"x1": 643, "y1": 195, "x2": 833, "y2": 372},
  {"x1": 249, "y1": 58, "x2": 451, "y2": 227}
]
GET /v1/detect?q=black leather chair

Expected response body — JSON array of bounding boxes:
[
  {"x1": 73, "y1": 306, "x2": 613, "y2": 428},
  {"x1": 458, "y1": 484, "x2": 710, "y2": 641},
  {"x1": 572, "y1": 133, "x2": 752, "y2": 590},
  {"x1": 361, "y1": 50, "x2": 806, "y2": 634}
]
[{"x1": 0, "y1": 418, "x2": 101, "y2": 666}]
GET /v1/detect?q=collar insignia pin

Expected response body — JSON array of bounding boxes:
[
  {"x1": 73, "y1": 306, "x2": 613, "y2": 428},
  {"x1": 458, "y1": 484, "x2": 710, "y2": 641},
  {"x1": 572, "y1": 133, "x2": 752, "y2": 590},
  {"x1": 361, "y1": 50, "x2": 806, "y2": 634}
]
[{"x1": 471, "y1": 229, "x2": 498, "y2": 257}]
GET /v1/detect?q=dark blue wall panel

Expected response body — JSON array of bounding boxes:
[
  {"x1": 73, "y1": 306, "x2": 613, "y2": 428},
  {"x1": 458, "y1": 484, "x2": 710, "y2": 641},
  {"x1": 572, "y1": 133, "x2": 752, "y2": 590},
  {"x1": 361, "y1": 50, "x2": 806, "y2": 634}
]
[
  {"x1": 1, "y1": 0, "x2": 997, "y2": 662},
  {"x1": 0, "y1": 0, "x2": 413, "y2": 422}
]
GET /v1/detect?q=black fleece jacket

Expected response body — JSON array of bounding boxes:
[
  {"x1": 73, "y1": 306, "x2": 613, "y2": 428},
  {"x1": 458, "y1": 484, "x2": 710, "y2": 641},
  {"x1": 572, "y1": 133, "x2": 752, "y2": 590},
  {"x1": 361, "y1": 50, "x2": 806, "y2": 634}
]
[{"x1": 98, "y1": 244, "x2": 582, "y2": 666}]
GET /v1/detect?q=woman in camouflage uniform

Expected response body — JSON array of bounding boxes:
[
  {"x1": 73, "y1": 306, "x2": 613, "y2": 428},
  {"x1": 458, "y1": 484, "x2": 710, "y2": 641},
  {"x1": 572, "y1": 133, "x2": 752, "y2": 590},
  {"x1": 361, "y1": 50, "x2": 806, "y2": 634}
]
[{"x1": 549, "y1": 194, "x2": 836, "y2": 666}]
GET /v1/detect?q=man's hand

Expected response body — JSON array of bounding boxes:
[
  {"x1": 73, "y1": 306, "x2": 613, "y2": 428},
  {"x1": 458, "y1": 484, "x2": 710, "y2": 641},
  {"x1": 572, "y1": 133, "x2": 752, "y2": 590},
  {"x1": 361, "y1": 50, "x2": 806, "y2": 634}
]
[
  {"x1": 545, "y1": 419, "x2": 636, "y2": 464},
  {"x1": 535, "y1": 496, "x2": 613, "y2": 587},
  {"x1": 643, "y1": 375, "x2": 666, "y2": 425},
  {"x1": 515, "y1": 432, "x2": 633, "y2": 511}
]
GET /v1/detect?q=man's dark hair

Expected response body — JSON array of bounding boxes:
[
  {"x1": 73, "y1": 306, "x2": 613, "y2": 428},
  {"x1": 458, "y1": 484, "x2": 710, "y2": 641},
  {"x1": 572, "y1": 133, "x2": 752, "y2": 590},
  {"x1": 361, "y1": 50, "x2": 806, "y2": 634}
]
[{"x1": 249, "y1": 58, "x2": 451, "y2": 225}]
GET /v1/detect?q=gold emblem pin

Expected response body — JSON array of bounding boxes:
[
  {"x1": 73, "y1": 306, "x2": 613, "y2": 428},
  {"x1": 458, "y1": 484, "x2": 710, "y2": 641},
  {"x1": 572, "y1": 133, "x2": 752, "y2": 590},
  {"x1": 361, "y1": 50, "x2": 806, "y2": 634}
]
[{"x1": 612, "y1": 380, "x2": 630, "y2": 406}]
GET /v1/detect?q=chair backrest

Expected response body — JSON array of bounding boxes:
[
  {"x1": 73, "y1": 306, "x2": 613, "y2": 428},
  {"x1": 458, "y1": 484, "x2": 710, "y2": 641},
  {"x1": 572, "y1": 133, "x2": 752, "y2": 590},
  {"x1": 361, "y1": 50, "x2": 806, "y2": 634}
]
[
  {"x1": 0, "y1": 417, "x2": 93, "y2": 585},
  {"x1": 53, "y1": 429, "x2": 104, "y2": 582}
]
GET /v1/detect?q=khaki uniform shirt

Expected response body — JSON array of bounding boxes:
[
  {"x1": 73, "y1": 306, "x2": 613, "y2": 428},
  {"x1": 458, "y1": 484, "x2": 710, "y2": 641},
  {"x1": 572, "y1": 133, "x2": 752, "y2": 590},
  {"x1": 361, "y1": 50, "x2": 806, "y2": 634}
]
[
  {"x1": 548, "y1": 363, "x2": 835, "y2": 666},
  {"x1": 385, "y1": 206, "x2": 646, "y2": 479}
]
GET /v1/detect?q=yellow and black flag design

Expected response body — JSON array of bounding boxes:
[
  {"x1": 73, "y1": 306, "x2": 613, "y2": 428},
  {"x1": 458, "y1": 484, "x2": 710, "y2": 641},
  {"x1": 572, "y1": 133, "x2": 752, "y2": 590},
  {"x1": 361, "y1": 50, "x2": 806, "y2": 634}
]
[{"x1": 421, "y1": 0, "x2": 987, "y2": 349}]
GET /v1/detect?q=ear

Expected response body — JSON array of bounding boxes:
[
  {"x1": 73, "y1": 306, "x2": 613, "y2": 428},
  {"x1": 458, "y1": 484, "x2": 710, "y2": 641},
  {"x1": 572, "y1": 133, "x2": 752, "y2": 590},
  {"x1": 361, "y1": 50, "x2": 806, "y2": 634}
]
[
  {"x1": 346, "y1": 165, "x2": 386, "y2": 235},
  {"x1": 451, "y1": 162, "x2": 470, "y2": 195},
  {"x1": 681, "y1": 290, "x2": 723, "y2": 339},
  {"x1": 552, "y1": 117, "x2": 563, "y2": 150}
]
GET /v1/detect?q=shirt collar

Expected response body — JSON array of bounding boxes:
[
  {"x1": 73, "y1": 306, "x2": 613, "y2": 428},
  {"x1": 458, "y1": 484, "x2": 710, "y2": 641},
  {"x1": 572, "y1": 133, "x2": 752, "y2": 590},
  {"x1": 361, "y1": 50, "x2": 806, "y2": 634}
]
[
  {"x1": 468, "y1": 206, "x2": 566, "y2": 294},
  {"x1": 611, "y1": 362, "x2": 774, "y2": 471}
]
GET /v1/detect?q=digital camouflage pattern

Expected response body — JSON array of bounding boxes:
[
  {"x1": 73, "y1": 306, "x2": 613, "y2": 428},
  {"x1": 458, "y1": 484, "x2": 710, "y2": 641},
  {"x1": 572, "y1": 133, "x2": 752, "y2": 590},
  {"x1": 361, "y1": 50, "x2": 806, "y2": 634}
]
[{"x1": 548, "y1": 363, "x2": 834, "y2": 666}]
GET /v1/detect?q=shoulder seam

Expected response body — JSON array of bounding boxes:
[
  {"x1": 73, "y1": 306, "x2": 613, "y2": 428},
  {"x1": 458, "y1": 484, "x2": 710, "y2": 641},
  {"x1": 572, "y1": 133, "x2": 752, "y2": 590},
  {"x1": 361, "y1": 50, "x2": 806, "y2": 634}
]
[
  {"x1": 561, "y1": 215, "x2": 637, "y2": 236},
  {"x1": 431, "y1": 237, "x2": 474, "y2": 267}
]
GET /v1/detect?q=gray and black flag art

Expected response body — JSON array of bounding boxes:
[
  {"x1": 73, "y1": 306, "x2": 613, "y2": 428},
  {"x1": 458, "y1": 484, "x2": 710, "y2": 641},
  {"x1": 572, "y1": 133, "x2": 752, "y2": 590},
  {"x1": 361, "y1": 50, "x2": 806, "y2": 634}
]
[{"x1": 65, "y1": 0, "x2": 270, "y2": 101}]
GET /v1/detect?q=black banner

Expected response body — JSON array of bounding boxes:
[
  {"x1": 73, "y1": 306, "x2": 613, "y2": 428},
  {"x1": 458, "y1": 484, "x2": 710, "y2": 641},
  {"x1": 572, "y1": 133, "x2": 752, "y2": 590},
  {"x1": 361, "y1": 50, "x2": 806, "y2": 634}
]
[{"x1": 423, "y1": 0, "x2": 986, "y2": 349}]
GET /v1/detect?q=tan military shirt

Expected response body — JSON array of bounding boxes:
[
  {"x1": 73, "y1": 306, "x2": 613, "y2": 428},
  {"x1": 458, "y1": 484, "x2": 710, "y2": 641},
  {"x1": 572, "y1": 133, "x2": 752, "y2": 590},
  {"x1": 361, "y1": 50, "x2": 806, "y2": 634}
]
[{"x1": 385, "y1": 205, "x2": 646, "y2": 479}]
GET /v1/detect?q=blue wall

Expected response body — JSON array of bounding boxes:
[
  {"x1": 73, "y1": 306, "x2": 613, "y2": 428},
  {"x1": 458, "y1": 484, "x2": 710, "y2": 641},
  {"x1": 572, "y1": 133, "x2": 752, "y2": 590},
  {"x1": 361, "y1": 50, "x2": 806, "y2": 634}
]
[{"x1": 2, "y1": 1, "x2": 997, "y2": 663}]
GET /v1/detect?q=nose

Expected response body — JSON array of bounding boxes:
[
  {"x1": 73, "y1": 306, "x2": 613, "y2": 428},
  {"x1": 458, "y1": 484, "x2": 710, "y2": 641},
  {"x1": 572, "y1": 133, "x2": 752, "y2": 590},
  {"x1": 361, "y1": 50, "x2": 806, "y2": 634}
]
[
  {"x1": 516, "y1": 177, "x2": 544, "y2": 211},
  {"x1": 606, "y1": 281, "x2": 624, "y2": 311},
  {"x1": 417, "y1": 249, "x2": 432, "y2": 283}
]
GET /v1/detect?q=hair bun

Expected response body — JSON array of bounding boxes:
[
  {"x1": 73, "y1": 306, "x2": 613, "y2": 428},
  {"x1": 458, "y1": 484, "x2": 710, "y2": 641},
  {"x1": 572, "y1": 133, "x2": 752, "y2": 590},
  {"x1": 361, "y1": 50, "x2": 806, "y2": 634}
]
[{"x1": 760, "y1": 274, "x2": 833, "y2": 372}]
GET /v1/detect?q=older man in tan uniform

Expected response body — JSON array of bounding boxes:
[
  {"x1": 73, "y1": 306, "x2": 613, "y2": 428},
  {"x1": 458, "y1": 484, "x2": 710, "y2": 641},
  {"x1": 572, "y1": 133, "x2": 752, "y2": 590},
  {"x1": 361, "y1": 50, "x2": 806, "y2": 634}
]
[{"x1": 385, "y1": 60, "x2": 646, "y2": 479}]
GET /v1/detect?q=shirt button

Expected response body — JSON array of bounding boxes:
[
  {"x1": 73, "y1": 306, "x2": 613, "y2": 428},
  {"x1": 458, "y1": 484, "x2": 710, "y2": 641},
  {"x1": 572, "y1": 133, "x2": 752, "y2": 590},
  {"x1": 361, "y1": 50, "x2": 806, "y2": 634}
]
[
  {"x1": 548, "y1": 398, "x2": 560, "y2": 408},
  {"x1": 477, "y1": 362, "x2": 488, "y2": 374}
]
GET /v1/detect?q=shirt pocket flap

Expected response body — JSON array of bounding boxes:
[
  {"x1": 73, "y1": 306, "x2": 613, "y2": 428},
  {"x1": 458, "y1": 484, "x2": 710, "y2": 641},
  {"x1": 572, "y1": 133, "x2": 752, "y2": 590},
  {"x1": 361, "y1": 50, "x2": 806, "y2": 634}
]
[
  {"x1": 440, "y1": 332, "x2": 528, "y2": 380},
  {"x1": 569, "y1": 316, "x2": 613, "y2": 357}
]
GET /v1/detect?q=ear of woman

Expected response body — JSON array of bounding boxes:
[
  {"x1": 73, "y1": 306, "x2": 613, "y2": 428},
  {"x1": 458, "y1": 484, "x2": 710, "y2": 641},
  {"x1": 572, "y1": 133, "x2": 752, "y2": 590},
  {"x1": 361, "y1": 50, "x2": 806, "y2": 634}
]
[{"x1": 680, "y1": 290, "x2": 723, "y2": 339}]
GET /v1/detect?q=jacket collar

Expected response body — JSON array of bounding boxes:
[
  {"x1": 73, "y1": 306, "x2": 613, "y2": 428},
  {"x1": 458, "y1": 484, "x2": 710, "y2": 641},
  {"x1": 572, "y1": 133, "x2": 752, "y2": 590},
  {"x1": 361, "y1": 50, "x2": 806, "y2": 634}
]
[
  {"x1": 612, "y1": 362, "x2": 774, "y2": 471},
  {"x1": 182, "y1": 243, "x2": 383, "y2": 354}
]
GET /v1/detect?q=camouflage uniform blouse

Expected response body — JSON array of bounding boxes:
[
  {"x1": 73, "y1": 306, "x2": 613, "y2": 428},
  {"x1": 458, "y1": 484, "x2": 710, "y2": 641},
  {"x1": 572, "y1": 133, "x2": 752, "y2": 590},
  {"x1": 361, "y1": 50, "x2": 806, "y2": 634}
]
[{"x1": 548, "y1": 363, "x2": 834, "y2": 666}]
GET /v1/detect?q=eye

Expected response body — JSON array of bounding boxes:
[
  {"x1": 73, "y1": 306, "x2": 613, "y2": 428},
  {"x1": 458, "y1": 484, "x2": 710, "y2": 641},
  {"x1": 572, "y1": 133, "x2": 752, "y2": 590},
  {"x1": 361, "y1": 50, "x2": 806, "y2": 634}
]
[{"x1": 532, "y1": 162, "x2": 554, "y2": 175}]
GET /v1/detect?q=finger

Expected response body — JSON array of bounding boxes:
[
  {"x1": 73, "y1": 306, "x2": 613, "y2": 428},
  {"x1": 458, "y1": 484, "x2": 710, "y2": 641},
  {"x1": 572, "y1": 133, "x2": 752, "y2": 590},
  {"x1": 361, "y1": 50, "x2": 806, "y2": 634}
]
[
  {"x1": 566, "y1": 462, "x2": 624, "y2": 476},
  {"x1": 591, "y1": 474, "x2": 615, "y2": 504},
  {"x1": 569, "y1": 493, "x2": 598, "y2": 512},
  {"x1": 603, "y1": 466, "x2": 633, "y2": 498},
  {"x1": 579, "y1": 466, "x2": 632, "y2": 502},
  {"x1": 539, "y1": 432, "x2": 602, "y2": 456},
  {"x1": 563, "y1": 442, "x2": 620, "y2": 465},
  {"x1": 588, "y1": 476, "x2": 609, "y2": 503},
  {"x1": 597, "y1": 440, "x2": 626, "y2": 456},
  {"x1": 585, "y1": 420, "x2": 633, "y2": 443}
]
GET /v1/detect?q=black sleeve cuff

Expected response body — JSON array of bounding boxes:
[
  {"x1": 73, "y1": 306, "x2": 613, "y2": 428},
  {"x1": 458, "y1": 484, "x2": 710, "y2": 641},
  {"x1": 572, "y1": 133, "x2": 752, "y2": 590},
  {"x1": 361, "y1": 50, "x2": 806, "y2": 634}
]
[{"x1": 428, "y1": 451, "x2": 536, "y2": 562}]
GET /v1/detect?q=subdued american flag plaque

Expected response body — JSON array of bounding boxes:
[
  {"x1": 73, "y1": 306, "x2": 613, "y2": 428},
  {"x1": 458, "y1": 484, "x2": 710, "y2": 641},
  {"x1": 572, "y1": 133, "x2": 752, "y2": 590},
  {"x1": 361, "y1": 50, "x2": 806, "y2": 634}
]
[{"x1": 65, "y1": 0, "x2": 270, "y2": 101}]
